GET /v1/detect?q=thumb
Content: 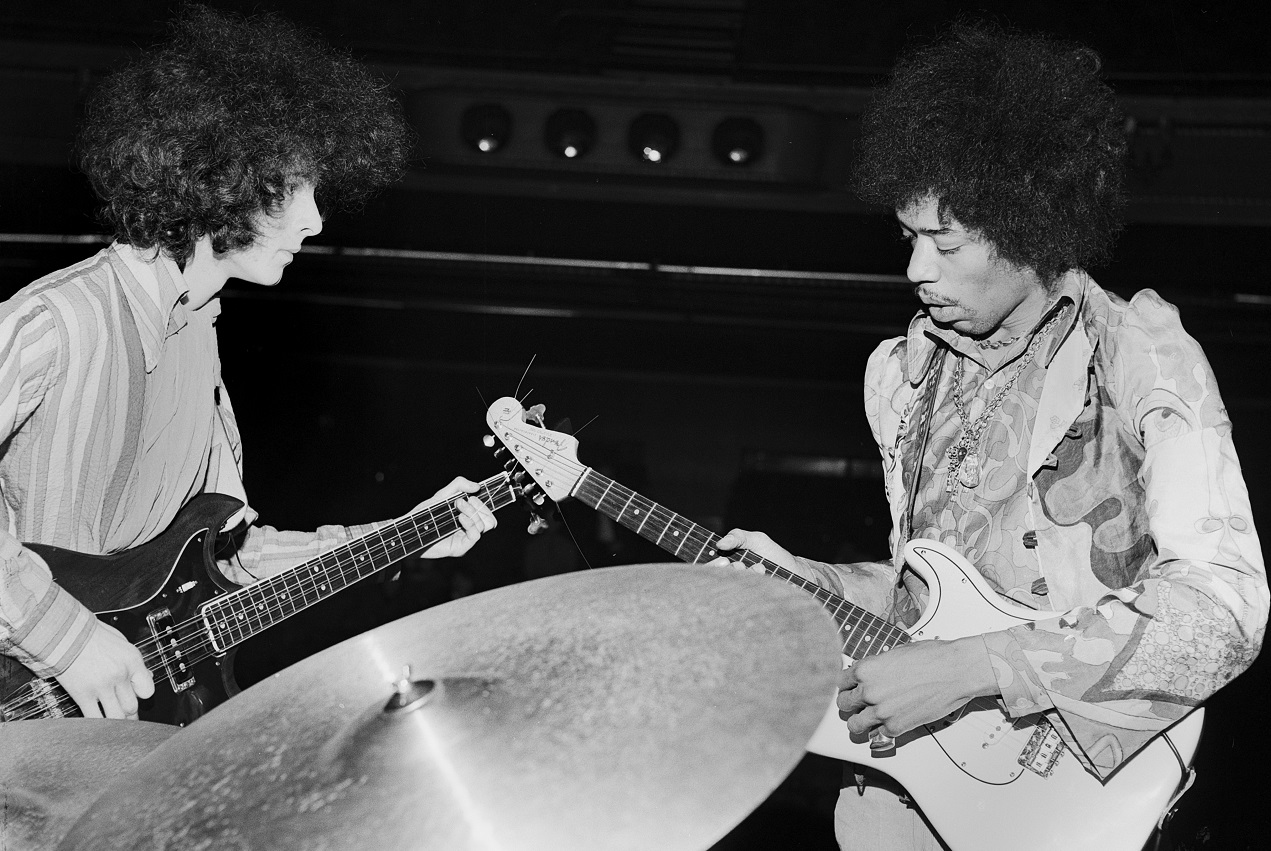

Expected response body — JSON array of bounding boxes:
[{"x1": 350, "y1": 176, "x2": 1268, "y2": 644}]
[{"x1": 131, "y1": 666, "x2": 156, "y2": 699}]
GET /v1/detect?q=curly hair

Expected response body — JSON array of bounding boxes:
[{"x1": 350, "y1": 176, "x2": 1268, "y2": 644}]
[
  {"x1": 853, "y1": 22, "x2": 1128, "y2": 285},
  {"x1": 76, "y1": 3, "x2": 413, "y2": 266}
]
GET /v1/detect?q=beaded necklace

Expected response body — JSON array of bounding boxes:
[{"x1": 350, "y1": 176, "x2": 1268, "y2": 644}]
[
  {"x1": 944, "y1": 304, "x2": 1069, "y2": 493},
  {"x1": 976, "y1": 333, "x2": 1021, "y2": 350}
]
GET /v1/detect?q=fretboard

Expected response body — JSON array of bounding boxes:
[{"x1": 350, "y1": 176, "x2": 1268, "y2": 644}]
[
  {"x1": 572, "y1": 468, "x2": 909, "y2": 660},
  {"x1": 200, "y1": 473, "x2": 515, "y2": 651}
]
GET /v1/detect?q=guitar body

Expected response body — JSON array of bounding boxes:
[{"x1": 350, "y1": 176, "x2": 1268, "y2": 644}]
[
  {"x1": 0, "y1": 474, "x2": 519, "y2": 725},
  {"x1": 484, "y1": 397, "x2": 1206, "y2": 851},
  {"x1": 0, "y1": 493, "x2": 245, "y2": 726},
  {"x1": 806, "y1": 539, "x2": 1204, "y2": 851}
]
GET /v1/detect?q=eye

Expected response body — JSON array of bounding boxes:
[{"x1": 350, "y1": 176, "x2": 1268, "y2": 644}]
[
  {"x1": 898, "y1": 231, "x2": 916, "y2": 245},
  {"x1": 937, "y1": 244, "x2": 962, "y2": 256}
]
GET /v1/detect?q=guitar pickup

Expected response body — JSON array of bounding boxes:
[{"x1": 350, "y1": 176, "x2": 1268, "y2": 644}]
[
  {"x1": 1018, "y1": 721, "x2": 1066, "y2": 777},
  {"x1": 147, "y1": 607, "x2": 196, "y2": 693}
]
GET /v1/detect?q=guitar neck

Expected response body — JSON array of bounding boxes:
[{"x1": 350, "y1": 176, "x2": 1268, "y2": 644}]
[
  {"x1": 200, "y1": 473, "x2": 515, "y2": 650},
  {"x1": 571, "y1": 468, "x2": 908, "y2": 659}
]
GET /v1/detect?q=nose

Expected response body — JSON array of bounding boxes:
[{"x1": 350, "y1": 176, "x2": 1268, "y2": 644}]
[
  {"x1": 906, "y1": 238, "x2": 938, "y2": 284},
  {"x1": 295, "y1": 185, "x2": 323, "y2": 238}
]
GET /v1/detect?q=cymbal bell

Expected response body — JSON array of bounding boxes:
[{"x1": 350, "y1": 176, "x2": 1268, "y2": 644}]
[
  {"x1": 0, "y1": 719, "x2": 177, "y2": 851},
  {"x1": 60, "y1": 564, "x2": 843, "y2": 851}
]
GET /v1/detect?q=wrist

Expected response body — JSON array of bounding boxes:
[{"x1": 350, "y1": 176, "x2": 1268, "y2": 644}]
[{"x1": 955, "y1": 634, "x2": 1001, "y2": 699}]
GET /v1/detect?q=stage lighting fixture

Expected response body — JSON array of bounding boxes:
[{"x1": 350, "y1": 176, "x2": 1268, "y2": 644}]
[
  {"x1": 460, "y1": 103, "x2": 512, "y2": 154},
  {"x1": 544, "y1": 109, "x2": 597, "y2": 159},
  {"x1": 627, "y1": 113, "x2": 680, "y2": 164},
  {"x1": 711, "y1": 117, "x2": 764, "y2": 166}
]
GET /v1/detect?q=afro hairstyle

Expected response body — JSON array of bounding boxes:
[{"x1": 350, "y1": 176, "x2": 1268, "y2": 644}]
[
  {"x1": 76, "y1": 3, "x2": 413, "y2": 266},
  {"x1": 853, "y1": 21, "x2": 1128, "y2": 285}
]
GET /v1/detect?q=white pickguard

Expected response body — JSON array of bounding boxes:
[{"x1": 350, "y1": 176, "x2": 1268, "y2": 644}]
[{"x1": 805, "y1": 539, "x2": 1203, "y2": 851}]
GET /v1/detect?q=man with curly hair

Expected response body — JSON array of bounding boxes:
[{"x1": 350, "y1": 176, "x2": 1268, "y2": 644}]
[
  {"x1": 0, "y1": 5, "x2": 495, "y2": 722},
  {"x1": 714, "y1": 22, "x2": 1265, "y2": 849}
]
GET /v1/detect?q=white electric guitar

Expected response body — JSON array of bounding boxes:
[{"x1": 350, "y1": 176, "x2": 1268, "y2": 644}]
[{"x1": 487, "y1": 396, "x2": 1203, "y2": 851}]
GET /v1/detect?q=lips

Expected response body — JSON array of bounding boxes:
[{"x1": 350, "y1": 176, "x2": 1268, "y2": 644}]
[{"x1": 915, "y1": 288, "x2": 955, "y2": 308}]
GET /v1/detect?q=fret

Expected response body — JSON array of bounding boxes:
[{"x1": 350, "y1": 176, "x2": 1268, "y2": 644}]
[
  {"x1": 198, "y1": 473, "x2": 511, "y2": 653},
  {"x1": 585, "y1": 474, "x2": 617, "y2": 513},
  {"x1": 612, "y1": 490, "x2": 638, "y2": 528},
  {"x1": 650, "y1": 510, "x2": 681, "y2": 551},
  {"x1": 564, "y1": 463, "x2": 917, "y2": 664},
  {"x1": 658, "y1": 513, "x2": 693, "y2": 554},
  {"x1": 691, "y1": 533, "x2": 721, "y2": 566},
  {"x1": 630, "y1": 495, "x2": 653, "y2": 534}
]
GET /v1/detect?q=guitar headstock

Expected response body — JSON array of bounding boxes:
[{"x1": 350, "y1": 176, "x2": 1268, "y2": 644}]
[{"x1": 486, "y1": 396, "x2": 585, "y2": 503}]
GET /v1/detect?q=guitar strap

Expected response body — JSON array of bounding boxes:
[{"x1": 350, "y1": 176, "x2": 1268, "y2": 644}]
[{"x1": 898, "y1": 344, "x2": 949, "y2": 551}]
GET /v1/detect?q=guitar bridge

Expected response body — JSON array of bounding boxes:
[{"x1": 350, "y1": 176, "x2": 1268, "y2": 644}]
[
  {"x1": 147, "y1": 607, "x2": 196, "y2": 693},
  {"x1": 1018, "y1": 721, "x2": 1066, "y2": 777}
]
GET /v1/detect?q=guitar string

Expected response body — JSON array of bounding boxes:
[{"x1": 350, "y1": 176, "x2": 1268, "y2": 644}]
[
  {"x1": 583, "y1": 472, "x2": 1016, "y2": 737},
  {"x1": 7, "y1": 478, "x2": 513, "y2": 720},
  {"x1": 5, "y1": 497, "x2": 477, "y2": 719},
  {"x1": 3, "y1": 475, "x2": 515, "y2": 721},
  {"x1": 581, "y1": 476, "x2": 912, "y2": 658},
  {"x1": 504, "y1": 430, "x2": 910, "y2": 655},
  {"x1": 503, "y1": 424, "x2": 1016, "y2": 741}
]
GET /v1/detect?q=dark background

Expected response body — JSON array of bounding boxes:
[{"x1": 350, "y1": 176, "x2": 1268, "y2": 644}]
[{"x1": 1, "y1": 3, "x2": 1268, "y2": 849}]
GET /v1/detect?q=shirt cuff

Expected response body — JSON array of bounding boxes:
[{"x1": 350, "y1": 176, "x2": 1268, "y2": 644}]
[
  {"x1": 6, "y1": 581, "x2": 97, "y2": 678},
  {"x1": 982, "y1": 628, "x2": 1055, "y2": 718}
]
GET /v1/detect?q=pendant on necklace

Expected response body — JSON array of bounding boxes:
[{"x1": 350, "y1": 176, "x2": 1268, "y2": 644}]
[{"x1": 958, "y1": 451, "x2": 981, "y2": 488}]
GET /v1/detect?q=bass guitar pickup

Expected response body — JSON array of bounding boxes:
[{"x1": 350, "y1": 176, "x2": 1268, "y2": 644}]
[{"x1": 146, "y1": 607, "x2": 196, "y2": 693}]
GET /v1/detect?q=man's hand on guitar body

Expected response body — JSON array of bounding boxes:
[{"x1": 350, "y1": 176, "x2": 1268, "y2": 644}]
[
  {"x1": 55, "y1": 620, "x2": 155, "y2": 720},
  {"x1": 413, "y1": 476, "x2": 499, "y2": 560},
  {"x1": 710, "y1": 527, "x2": 1001, "y2": 742},
  {"x1": 838, "y1": 635, "x2": 999, "y2": 739}
]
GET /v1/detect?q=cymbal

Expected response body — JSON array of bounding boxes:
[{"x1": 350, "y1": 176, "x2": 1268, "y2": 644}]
[
  {"x1": 0, "y1": 719, "x2": 177, "y2": 851},
  {"x1": 60, "y1": 564, "x2": 842, "y2": 851}
]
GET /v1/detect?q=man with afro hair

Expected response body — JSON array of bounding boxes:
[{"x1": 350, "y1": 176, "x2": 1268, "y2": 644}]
[
  {"x1": 0, "y1": 5, "x2": 495, "y2": 723},
  {"x1": 713, "y1": 21, "x2": 1265, "y2": 849}
]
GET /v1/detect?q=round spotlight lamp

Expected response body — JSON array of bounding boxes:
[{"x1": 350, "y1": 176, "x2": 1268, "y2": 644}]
[
  {"x1": 627, "y1": 113, "x2": 680, "y2": 164},
  {"x1": 460, "y1": 103, "x2": 512, "y2": 154},
  {"x1": 712, "y1": 117, "x2": 764, "y2": 167},
  {"x1": 544, "y1": 109, "x2": 598, "y2": 160}
]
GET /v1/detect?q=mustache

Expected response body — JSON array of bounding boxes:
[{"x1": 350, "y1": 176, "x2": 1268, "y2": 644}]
[{"x1": 914, "y1": 287, "x2": 958, "y2": 307}]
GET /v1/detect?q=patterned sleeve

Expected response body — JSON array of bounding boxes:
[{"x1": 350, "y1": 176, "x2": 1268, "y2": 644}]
[
  {"x1": 984, "y1": 290, "x2": 1267, "y2": 778},
  {"x1": 0, "y1": 302, "x2": 98, "y2": 676}
]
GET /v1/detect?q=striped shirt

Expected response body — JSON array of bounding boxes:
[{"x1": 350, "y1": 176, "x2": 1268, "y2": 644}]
[{"x1": 0, "y1": 244, "x2": 371, "y2": 676}]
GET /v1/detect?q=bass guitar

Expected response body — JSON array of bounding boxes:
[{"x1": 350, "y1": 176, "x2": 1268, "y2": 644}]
[
  {"x1": 0, "y1": 472, "x2": 519, "y2": 726},
  {"x1": 486, "y1": 396, "x2": 1203, "y2": 851}
]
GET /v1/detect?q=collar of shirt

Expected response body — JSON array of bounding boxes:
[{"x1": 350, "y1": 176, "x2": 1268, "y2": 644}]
[
  {"x1": 110, "y1": 242, "x2": 193, "y2": 373},
  {"x1": 901, "y1": 270, "x2": 1090, "y2": 385}
]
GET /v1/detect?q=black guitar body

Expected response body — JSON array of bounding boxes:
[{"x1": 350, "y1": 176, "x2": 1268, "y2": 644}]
[{"x1": 0, "y1": 493, "x2": 245, "y2": 726}]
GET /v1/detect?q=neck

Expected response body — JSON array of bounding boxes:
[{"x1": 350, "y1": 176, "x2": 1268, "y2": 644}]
[
  {"x1": 984, "y1": 284, "x2": 1054, "y2": 347},
  {"x1": 179, "y1": 236, "x2": 230, "y2": 310}
]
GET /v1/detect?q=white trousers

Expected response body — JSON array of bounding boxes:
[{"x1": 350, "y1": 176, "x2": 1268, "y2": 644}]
[{"x1": 833, "y1": 768, "x2": 950, "y2": 851}]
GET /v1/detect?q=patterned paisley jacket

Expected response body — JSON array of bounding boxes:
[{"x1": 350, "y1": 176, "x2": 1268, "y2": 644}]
[{"x1": 808, "y1": 273, "x2": 1266, "y2": 777}]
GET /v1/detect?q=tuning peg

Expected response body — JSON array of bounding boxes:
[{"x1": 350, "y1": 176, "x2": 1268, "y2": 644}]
[
  {"x1": 482, "y1": 434, "x2": 495, "y2": 448},
  {"x1": 526, "y1": 513, "x2": 550, "y2": 535}
]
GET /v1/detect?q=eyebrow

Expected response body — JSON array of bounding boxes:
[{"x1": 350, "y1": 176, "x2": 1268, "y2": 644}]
[{"x1": 898, "y1": 220, "x2": 957, "y2": 237}]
